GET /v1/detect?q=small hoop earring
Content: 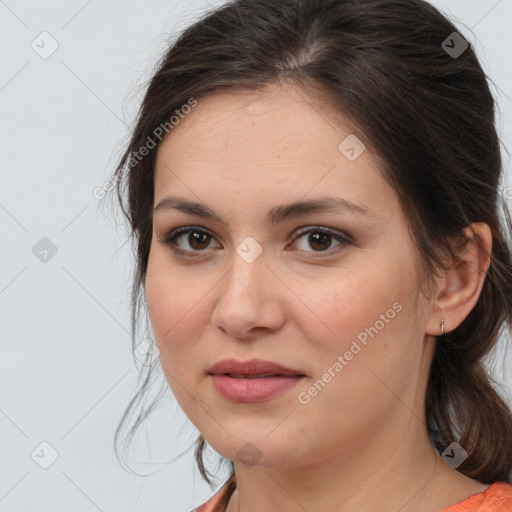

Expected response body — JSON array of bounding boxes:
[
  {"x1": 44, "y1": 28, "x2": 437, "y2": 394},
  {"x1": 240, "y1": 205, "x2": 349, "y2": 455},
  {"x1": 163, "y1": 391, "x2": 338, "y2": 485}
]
[{"x1": 440, "y1": 319, "x2": 445, "y2": 335}]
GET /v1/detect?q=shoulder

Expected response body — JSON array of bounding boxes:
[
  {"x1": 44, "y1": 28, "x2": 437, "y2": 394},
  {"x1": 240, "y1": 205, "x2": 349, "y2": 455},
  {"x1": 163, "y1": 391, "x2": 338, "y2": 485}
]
[
  {"x1": 443, "y1": 481, "x2": 512, "y2": 512},
  {"x1": 478, "y1": 482, "x2": 512, "y2": 511},
  {"x1": 193, "y1": 475, "x2": 237, "y2": 512},
  {"x1": 191, "y1": 478, "x2": 512, "y2": 512}
]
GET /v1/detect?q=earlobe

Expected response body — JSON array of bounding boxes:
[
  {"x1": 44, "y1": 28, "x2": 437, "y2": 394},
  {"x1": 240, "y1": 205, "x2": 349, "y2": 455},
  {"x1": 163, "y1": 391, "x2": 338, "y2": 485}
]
[{"x1": 426, "y1": 222, "x2": 492, "y2": 336}]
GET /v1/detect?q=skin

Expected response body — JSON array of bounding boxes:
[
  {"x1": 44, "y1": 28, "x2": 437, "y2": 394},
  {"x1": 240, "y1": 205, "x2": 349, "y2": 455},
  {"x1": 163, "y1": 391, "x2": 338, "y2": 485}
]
[{"x1": 145, "y1": 82, "x2": 493, "y2": 512}]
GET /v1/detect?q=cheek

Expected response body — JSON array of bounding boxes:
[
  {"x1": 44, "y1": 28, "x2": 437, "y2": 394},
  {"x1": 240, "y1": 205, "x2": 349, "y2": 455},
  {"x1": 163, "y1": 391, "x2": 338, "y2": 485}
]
[
  {"x1": 296, "y1": 254, "x2": 415, "y2": 352},
  {"x1": 292, "y1": 284, "x2": 418, "y2": 446},
  {"x1": 145, "y1": 250, "x2": 171, "y2": 340},
  {"x1": 293, "y1": 251, "x2": 420, "y2": 419},
  {"x1": 144, "y1": 246, "x2": 215, "y2": 377},
  {"x1": 145, "y1": 255, "x2": 205, "y2": 415},
  {"x1": 145, "y1": 244, "x2": 199, "y2": 333},
  {"x1": 145, "y1": 248, "x2": 189, "y2": 356}
]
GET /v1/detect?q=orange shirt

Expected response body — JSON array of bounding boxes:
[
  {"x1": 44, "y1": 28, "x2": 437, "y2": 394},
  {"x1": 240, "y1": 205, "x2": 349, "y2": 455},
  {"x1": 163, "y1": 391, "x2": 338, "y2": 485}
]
[
  {"x1": 443, "y1": 482, "x2": 512, "y2": 512},
  {"x1": 194, "y1": 478, "x2": 512, "y2": 512}
]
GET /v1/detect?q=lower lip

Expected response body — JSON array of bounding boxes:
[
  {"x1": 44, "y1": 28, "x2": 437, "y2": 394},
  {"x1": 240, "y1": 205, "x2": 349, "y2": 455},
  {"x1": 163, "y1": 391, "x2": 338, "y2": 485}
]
[{"x1": 209, "y1": 374, "x2": 305, "y2": 402}]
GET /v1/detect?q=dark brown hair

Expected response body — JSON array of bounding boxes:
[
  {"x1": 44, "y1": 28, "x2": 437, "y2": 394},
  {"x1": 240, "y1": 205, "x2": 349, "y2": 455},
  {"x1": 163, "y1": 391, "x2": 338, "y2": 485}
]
[{"x1": 106, "y1": 0, "x2": 512, "y2": 487}]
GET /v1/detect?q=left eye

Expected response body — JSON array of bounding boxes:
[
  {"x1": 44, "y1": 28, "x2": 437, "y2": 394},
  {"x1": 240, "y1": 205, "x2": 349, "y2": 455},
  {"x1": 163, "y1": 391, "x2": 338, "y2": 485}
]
[
  {"x1": 159, "y1": 226, "x2": 351, "y2": 256},
  {"x1": 292, "y1": 226, "x2": 350, "y2": 253}
]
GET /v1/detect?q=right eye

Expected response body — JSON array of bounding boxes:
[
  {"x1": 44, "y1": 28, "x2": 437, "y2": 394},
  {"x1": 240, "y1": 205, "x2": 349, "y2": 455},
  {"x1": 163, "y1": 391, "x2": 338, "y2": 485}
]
[{"x1": 158, "y1": 226, "x2": 221, "y2": 256}]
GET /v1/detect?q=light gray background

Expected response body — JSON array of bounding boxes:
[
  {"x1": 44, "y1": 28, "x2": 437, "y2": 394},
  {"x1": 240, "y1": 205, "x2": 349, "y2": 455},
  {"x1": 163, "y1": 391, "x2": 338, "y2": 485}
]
[{"x1": 1, "y1": 1, "x2": 511, "y2": 511}]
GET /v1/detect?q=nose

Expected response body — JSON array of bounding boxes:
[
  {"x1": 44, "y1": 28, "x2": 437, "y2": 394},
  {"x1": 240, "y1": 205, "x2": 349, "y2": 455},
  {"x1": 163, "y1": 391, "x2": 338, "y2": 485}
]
[{"x1": 211, "y1": 243, "x2": 286, "y2": 340}]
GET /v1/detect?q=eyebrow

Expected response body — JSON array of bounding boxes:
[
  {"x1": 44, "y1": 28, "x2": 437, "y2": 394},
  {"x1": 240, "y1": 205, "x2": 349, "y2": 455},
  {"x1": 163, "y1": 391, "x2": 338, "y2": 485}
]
[{"x1": 153, "y1": 195, "x2": 376, "y2": 226}]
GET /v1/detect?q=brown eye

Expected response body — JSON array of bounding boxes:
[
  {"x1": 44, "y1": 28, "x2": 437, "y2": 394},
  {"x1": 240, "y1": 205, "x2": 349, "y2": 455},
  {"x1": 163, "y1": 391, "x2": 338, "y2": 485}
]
[
  {"x1": 158, "y1": 227, "x2": 219, "y2": 256},
  {"x1": 184, "y1": 230, "x2": 212, "y2": 250},
  {"x1": 291, "y1": 227, "x2": 351, "y2": 254},
  {"x1": 158, "y1": 225, "x2": 352, "y2": 258}
]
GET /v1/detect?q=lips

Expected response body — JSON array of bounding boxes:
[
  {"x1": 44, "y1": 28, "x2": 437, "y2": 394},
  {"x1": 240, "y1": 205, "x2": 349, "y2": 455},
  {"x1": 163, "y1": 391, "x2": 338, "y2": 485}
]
[
  {"x1": 207, "y1": 358, "x2": 306, "y2": 378},
  {"x1": 225, "y1": 373, "x2": 282, "y2": 379},
  {"x1": 208, "y1": 358, "x2": 306, "y2": 403}
]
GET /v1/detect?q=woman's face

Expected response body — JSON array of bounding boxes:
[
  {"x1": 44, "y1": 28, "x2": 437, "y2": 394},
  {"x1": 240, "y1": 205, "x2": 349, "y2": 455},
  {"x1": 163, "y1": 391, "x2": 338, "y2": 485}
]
[{"x1": 146, "y1": 83, "x2": 436, "y2": 469}]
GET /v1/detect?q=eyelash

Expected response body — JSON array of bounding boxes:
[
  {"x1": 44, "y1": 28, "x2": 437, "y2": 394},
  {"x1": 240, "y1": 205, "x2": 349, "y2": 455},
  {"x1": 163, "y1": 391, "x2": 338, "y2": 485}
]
[{"x1": 157, "y1": 225, "x2": 352, "y2": 258}]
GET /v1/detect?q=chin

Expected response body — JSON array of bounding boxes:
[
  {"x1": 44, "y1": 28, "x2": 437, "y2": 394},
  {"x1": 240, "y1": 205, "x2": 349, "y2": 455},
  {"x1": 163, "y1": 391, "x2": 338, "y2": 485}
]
[{"x1": 206, "y1": 430, "x2": 306, "y2": 469}]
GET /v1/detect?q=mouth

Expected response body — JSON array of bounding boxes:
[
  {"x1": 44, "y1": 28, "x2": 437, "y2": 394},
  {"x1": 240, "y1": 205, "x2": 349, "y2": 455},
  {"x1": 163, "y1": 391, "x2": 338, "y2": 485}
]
[
  {"x1": 208, "y1": 373, "x2": 305, "y2": 403},
  {"x1": 207, "y1": 357, "x2": 306, "y2": 378},
  {"x1": 207, "y1": 358, "x2": 306, "y2": 403},
  {"x1": 221, "y1": 373, "x2": 296, "y2": 379}
]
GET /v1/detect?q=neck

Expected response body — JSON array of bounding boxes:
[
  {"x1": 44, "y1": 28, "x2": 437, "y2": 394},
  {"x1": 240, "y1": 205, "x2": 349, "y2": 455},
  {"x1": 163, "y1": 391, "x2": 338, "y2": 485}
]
[{"x1": 225, "y1": 423, "x2": 481, "y2": 512}]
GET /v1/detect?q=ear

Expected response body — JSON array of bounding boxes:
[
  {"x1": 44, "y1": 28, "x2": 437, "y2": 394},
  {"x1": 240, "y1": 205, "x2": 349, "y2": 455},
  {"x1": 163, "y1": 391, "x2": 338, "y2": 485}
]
[{"x1": 425, "y1": 222, "x2": 492, "y2": 336}]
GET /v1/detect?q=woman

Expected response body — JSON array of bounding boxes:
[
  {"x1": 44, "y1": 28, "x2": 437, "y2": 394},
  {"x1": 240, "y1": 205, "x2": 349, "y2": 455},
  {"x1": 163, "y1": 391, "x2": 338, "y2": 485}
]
[{"x1": 109, "y1": 0, "x2": 512, "y2": 510}]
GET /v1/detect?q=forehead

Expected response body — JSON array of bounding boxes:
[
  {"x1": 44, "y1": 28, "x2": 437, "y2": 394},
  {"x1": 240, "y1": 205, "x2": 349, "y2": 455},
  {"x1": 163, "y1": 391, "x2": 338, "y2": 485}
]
[
  {"x1": 168, "y1": 85, "x2": 348, "y2": 141},
  {"x1": 156, "y1": 84, "x2": 380, "y2": 175},
  {"x1": 152, "y1": 83, "x2": 396, "y2": 226}
]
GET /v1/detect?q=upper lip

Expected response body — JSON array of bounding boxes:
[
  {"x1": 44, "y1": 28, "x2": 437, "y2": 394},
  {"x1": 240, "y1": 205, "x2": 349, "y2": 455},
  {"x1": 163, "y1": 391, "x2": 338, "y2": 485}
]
[{"x1": 208, "y1": 358, "x2": 306, "y2": 377}]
